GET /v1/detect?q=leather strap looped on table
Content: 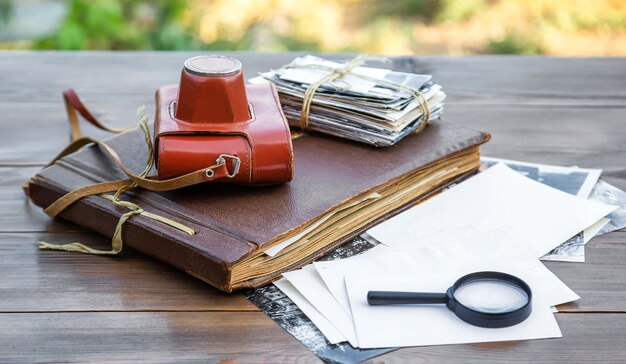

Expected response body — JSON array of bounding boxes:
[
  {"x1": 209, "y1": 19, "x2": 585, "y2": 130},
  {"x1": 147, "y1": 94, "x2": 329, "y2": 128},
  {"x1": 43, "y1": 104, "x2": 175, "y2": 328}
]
[
  {"x1": 63, "y1": 89, "x2": 134, "y2": 142},
  {"x1": 41, "y1": 91, "x2": 238, "y2": 217},
  {"x1": 32, "y1": 89, "x2": 240, "y2": 255}
]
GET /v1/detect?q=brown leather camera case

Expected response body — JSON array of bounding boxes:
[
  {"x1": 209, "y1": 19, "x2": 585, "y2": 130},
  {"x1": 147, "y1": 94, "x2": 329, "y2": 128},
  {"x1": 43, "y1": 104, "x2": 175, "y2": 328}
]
[{"x1": 154, "y1": 56, "x2": 294, "y2": 184}]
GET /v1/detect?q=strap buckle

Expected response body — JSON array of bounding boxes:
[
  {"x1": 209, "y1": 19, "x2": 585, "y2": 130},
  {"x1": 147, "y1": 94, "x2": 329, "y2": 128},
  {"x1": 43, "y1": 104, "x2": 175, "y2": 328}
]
[
  {"x1": 204, "y1": 154, "x2": 241, "y2": 179},
  {"x1": 217, "y1": 154, "x2": 241, "y2": 178}
]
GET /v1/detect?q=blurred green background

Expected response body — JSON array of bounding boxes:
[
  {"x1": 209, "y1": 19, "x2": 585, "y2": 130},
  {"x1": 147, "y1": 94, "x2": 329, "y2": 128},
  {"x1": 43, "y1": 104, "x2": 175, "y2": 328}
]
[{"x1": 1, "y1": 0, "x2": 625, "y2": 55}]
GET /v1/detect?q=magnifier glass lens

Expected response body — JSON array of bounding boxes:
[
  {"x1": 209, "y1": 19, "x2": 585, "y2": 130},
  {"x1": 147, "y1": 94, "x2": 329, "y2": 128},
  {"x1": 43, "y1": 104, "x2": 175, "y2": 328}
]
[{"x1": 453, "y1": 279, "x2": 529, "y2": 314}]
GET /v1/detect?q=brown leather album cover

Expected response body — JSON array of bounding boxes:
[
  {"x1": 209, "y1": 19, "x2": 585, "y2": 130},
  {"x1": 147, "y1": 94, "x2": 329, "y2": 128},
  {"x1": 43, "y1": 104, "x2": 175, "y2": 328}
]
[{"x1": 27, "y1": 120, "x2": 490, "y2": 292}]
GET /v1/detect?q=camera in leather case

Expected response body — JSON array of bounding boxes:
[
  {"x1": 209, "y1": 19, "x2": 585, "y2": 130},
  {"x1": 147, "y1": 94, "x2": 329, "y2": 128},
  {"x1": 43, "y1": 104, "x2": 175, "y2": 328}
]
[{"x1": 154, "y1": 55, "x2": 294, "y2": 184}]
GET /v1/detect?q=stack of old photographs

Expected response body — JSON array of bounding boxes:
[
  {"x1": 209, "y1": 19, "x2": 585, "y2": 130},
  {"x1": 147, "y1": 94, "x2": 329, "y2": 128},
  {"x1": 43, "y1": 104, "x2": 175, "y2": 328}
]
[{"x1": 249, "y1": 55, "x2": 446, "y2": 146}]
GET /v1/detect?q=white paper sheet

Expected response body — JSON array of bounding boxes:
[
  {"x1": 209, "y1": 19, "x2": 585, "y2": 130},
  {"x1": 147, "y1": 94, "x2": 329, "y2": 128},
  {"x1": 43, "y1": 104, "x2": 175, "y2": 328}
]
[
  {"x1": 277, "y1": 55, "x2": 391, "y2": 94},
  {"x1": 481, "y1": 157, "x2": 601, "y2": 198},
  {"x1": 346, "y1": 267, "x2": 562, "y2": 348},
  {"x1": 584, "y1": 218, "x2": 610, "y2": 244},
  {"x1": 273, "y1": 279, "x2": 346, "y2": 344},
  {"x1": 367, "y1": 163, "x2": 617, "y2": 257},
  {"x1": 360, "y1": 226, "x2": 481, "y2": 250},
  {"x1": 344, "y1": 232, "x2": 567, "y2": 349},
  {"x1": 282, "y1": 265, "x2": 359, "y2": 347},
  {"x1": 541, "y1": 218, "x2": 610, "y2": 262},
  {"x1": 316, "y1": 228, "x2": 579, "y2": 318},
  {"x1": 320, "y1": 227, "x2": 484, "y2": 315}
]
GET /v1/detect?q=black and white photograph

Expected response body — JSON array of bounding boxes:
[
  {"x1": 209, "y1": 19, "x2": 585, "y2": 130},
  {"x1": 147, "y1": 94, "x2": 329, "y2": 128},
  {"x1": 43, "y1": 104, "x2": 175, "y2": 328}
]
[
  {"x1": 589, "y1": 180, "x2": 626, "y2": 236},
  {"x1": 481, "y1": 157, "x2": 601, "y2": 198}
]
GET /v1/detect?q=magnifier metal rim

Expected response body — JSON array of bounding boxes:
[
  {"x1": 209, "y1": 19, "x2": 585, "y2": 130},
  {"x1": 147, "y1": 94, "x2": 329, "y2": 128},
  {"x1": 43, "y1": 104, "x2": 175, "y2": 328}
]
[{"x1": 446, "y1": 271, "x2": 533, "y2": 328}]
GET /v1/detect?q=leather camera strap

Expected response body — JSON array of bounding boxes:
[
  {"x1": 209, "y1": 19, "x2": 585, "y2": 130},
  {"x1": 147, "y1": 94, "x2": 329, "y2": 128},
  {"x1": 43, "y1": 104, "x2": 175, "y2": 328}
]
[
  {"x1": 63, "y1": 89, "x2": 134, "y2": 141},
  {"x1": 32, "y1": 89, "x2": 239, "y2": 255},
  {"x1": 44, "y1": 89, "x2": 236, "y2": 217}
]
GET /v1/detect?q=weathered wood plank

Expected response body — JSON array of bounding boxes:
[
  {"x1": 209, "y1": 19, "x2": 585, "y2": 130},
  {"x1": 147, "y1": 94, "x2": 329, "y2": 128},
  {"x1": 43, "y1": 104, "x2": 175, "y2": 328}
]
[
  {"x1": 444, "y1": 105, "x2": 626, "y2": 156},
  {"x1": 0, "y1": 225, "x2": 624, "y2": 314},
  {"x1": 1, "y1": 311, "x2": 624, "y2": 363},
  {"x1": 367, "y1": 313, "x2": 626, "y2": 363},
  {"x1": 550, "y1": 231, "x2": 626, "y2": 312},
  {"x1": 3, "y1": 103, "x2": 626, "y2": 168},
  {"x1": 0, "y1": 311, "x2": 319, "y2": 363},
  {"x1": 0, "y1": 51, "x2": 300, "y2": 104},
  {"x1": 442, "y1": 105, "x2": 626, "y2": 189},
  {"x1": 2, "y1": 53, "x2": 626, "y2": 106},
  {"x1": 1, "y1": 101, "x2": 162, "y2": 165},
  {"x1": 1, "y1": 230, "x2": 624, "y2": 314},
  {"x1": 393, "y1": 55, "x2": 626, "y2": 106},
  {"x1": 2, "y1": 52, "x2": 625, "y2": 164},
  {"x1": 0, "y1": 232, "x2": 257, "y2": 312}
]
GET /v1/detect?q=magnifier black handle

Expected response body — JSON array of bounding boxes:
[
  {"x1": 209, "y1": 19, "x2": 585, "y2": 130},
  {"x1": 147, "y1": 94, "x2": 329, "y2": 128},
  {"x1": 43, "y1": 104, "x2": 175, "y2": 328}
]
[{"x1": 367, "y1": 291, "x2": 447, "y2": 305}]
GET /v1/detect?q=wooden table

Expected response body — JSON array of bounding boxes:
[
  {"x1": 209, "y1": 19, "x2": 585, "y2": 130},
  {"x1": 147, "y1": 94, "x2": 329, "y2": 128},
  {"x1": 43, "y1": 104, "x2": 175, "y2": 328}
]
[{"x1": 1, "y1": 52, "x2": 625, "y2": 363}]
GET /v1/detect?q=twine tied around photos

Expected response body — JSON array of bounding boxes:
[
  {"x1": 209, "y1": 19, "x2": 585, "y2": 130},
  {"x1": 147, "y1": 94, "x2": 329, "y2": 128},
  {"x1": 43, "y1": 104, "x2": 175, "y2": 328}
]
[{"x1": 282, "y1": 55, "x2": 431, "y2": 133}]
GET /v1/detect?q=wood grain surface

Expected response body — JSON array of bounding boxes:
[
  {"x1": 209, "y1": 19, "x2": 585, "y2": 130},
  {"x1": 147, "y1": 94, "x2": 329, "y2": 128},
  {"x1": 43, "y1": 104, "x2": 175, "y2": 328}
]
[
  {"x1": 0, "y1": 312, "x2": 318, "y2": 363},
  {"x1": 364, "y1": 314, "x2": 626, "y2": 363},
  {"x1": 0, "y1": 232, "x2": 257, "y2": 313},
  {"x1": 1, "y1": 52, "x2": 625, "y2": 363}
]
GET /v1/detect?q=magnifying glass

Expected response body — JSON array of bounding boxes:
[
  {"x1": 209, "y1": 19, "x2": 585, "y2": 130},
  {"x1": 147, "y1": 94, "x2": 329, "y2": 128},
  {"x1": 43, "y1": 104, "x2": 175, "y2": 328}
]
[{"x1": 367, "y1": 271, "x2": 532, "y2": 328}]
